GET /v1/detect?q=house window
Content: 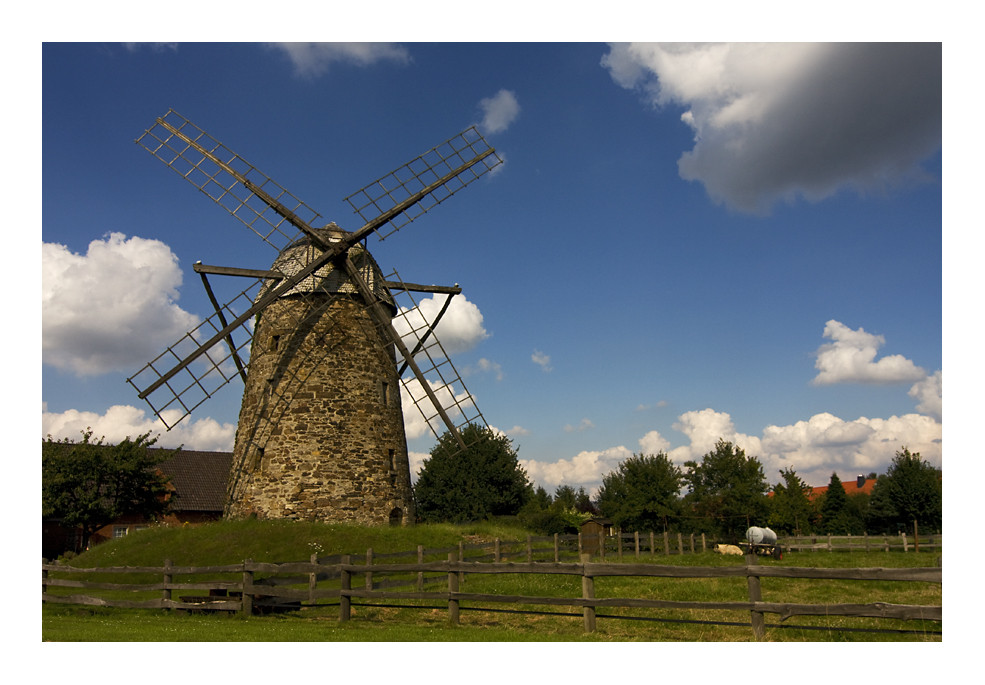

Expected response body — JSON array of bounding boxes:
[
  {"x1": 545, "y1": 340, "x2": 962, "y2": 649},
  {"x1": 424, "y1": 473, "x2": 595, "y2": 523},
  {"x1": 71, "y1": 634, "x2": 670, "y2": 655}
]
[
  {"x1": 113, "y1": 526, "x2": 129, "y2": 539},
  {"x1": 271, "y1": 334, "x2": 282, "y2": 351},
  {"x1": 381, "y1": 381, "x2": 389, "y2": 405}
]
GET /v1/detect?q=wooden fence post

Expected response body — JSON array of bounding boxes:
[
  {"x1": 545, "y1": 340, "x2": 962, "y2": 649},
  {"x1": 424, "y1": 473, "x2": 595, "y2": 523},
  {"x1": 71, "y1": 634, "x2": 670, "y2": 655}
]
[
  {"x1": 578, "y1": 531, "x2": 583, "y2": 556},
  {"x1": 580, "y1": 554, "x2": 596, "y2": 633},
  {"x1": 495, "y1": 539, "x2": 501, "y2": 563},
  {"x1": 690, "y1": 533, "x2": 695, "y2": 554},
  {"x1": 459, "y1": 541, "x2": 465, "y2": 585},
  {"x1": 526, "y1": 535, "x2": 533, "y2": 563},
  {"x1": 744, "y1": 552, "x2": 765, "y2": 641},
  {"x1": 242, "y1": 559, "x2": 254, "y2": 616},
  {"x1": 634, "y1": 531, "x2": 640, "y2": 559},
  {"x1": 339, "y1": 554, "x2": 351, "y2": 622},
  {"x1": 618, "y1": 530, "x2": 624, "y2": 561},
  {"x1": 554, "y1": 533, "x2": 560, "y2": 563},
  {"x1": 650, "y1": 531, "x2": 655, "y2": 555},
  {"x1": 914, "y1": 520, "x2": 920, "y2": 553},
  {"x1": 701, "y1": 533, "x2": 706, "y2": 553},
  {"x1": 162, "y1": 558, "x2": 173, "y2": 610},
  {"x1": 365, "y1": 548, "x2": 374, "y2": 590},
  {"x1": 417, "y1": 545, "x2": 424, "y2": 592},
  {"x1": 448, "y1": 552, "x2": 460, "y2": 625},
  {"x1": 663, "y1": 531, "x2": 670, "y2": 555},
  {"x1": 883, "y1": 536, "x2": 889, "y2": 552},
  {"x1": 677, "y1": 533, "x2": 684, "y2": 555},
  {"x1": 901, "y1": 532, "x2": 908, "y2": 553},
  {"x1": 309, "y1": 553, "x2": 317, "y2": 604}
]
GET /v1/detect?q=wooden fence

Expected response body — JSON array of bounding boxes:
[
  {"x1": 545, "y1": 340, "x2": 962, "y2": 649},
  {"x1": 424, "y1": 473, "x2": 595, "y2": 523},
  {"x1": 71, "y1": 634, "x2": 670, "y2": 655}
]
[
  {"x1": 780, "y1": 533, "x2": 942, "y2": 554},
  {"x1": 43, "y1": 548, "x2": 941, "y2": 640}
]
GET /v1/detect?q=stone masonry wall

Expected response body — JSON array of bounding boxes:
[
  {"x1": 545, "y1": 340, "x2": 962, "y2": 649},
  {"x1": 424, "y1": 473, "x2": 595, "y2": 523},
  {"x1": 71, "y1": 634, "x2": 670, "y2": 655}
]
[{"x1": 226, "y1": 293, "x2": 414, "y2": 525}]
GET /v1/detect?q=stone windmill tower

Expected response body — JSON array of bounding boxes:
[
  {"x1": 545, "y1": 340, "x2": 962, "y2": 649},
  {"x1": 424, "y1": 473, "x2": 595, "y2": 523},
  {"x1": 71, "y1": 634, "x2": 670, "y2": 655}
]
[{"x1": 127, "y1": 110, "x2": 501, "y2": 525}]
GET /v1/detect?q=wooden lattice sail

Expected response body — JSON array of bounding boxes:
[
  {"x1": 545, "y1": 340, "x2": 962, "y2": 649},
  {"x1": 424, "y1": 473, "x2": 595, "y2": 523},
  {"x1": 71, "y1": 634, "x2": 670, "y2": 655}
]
[{"x1": 127, "y1": 110, "x2": 501, "y2": 523}]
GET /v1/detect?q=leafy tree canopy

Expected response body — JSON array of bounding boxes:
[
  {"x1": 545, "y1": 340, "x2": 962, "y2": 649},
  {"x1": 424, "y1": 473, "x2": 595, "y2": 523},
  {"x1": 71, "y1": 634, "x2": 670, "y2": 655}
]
[
  {"x1": 683, "y1": 439, "x2": 769, "y2": 540},
  {"x1": 414, "y1": 424, "x2": 532, "y2": 523},
  {"x1": 883, "y1": 447, "x2": 942, "y2": 531},
  {"x1": 596, "y1": 452, "x2": 682, "y2": 532},
  {"x1": 768, "y1": 467, "x2": 815, "y2": 535},
  {"x1": 42, "y1": 429, "x2": 174, "y2": 551}
]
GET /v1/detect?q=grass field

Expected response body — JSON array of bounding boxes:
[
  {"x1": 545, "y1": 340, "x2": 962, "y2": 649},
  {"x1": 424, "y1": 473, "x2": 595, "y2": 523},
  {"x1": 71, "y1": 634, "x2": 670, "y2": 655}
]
[{"x1": 41, "y1": 519, "x2": 942, "y2": 642}]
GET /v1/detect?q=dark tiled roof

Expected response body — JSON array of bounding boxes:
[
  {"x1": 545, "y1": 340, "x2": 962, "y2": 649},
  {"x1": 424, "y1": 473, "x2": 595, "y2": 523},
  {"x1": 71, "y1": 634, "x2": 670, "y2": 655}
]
[{"x1": 153, "y1": 449, "x2": 232, "y2": 512}]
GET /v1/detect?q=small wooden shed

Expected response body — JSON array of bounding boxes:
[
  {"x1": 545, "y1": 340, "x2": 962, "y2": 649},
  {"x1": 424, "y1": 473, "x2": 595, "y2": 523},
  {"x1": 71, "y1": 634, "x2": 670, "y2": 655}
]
[{"x1": 580, "y1": 518, "x2": 614, "y2": 555}]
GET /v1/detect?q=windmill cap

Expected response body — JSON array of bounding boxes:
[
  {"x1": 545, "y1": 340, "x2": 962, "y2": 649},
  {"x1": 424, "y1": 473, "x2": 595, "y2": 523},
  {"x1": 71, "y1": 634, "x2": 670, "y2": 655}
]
[{"x1": 261, "y1": 223, "x2": 395, "y2": 313}]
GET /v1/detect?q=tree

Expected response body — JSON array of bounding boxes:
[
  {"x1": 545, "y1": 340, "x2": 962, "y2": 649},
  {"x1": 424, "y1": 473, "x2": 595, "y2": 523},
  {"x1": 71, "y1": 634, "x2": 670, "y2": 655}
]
[
  {"x1": 42, "y1": 429, "x2": 174, "y2": 551},
  {"x1": 414, "y1": 425, "x2": 532, "y2": 523},
  {"x1": 865, "y1": 474, "x2": 899, "y2": 534},
  {"x1": 819, "y1": 472, "x2": 848, "y2": 533},
  {"x1": 768, "y1": 467, "x2": 813, "y2": 535},
  {"x1": 596, "y1": 452, "x2": 682, "y2": 532},
  {"x1": 883, "y1": 447, "x2": 942, "y2": 532},
  {"x1": 682, "y1": 439, "x2": 769, "y2": 541},
  {"x1": 553, "y1": 484, "x2": 576, "y2": 510}
]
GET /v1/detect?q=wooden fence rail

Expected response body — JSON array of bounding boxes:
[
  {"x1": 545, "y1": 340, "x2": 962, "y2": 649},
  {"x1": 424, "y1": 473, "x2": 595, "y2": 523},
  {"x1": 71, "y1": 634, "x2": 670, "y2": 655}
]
[
  {"x1": 780, "y1": 533, "x2": 942, "y2": 553},
  {"x1": 43, "y1": 552, "x2": 941, "y2": 640}
]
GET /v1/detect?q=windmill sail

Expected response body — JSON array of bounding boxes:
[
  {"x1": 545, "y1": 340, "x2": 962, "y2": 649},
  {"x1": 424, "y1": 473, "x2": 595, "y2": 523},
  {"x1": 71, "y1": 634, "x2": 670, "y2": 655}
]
[
  {"x1": 130, "y1": 110, "x2": 499, "y2": 443},
  {"x1": 386, "y1": 270, "x2": 486, "y2": 440},
  {"x1": 127, "y1": 278, "x2": 263, "y2": 428},
  {"x1": 135, "y1": 109, "x2": 318, "y2": 255},
  {"x1": 344, "y1": 126, "x2": 502, "y2": 240}
]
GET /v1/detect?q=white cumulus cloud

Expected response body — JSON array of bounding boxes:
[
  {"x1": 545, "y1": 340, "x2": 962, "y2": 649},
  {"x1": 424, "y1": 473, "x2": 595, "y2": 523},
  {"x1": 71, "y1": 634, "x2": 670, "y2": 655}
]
[
  {"x1": 477, "y1": 89, "x2": 520, "y2": 134},
  {"x1": 42, "y1": 233, "x2": 200, "y2": 376},
  {"x1": 521, "y1": 445, "x2": 632, "y2": 494},
  {"x1": 909, "y1": 370, "x2": 942, "y2": 422},
  {"x1": 270, "y1": 43, "x2": 410, "y2": 77},
  {"x1": 42, "y1": 403, "x2": 235, "y2": 452},
  {"x1": 813, "y1": 320, "x2": 926, "y2": 385},
  {"x1": 399, "y1": 376, "x2": 474, "y2": 441},
  {"x1": 519, "y1": 407, "x2": 940, "y2": 494},
  {"x1": 532, "y1": 350, "x2": 552, "y2": 372},
  {"x1": 638, "y1": 429, "x2": 671, "y2": 455},
  {"x1": 760, "y1": 412, "x2": 941, "y2": 485},
  {"x1": 601, "y1": 43, "x2": 941, "y2": 214},
  {"x1": 667, "y1": 408, "x2": 763, "y2": 464},
  {"x1": 393, "y1": 293, "x2": 489, "y2": 358},
  {"x1": 564, "y1": 418, "x2": 595, "y2": 433}
]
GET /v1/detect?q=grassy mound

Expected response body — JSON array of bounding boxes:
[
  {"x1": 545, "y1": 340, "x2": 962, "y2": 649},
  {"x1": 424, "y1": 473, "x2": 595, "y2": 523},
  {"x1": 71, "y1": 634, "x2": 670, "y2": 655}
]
[{"x1": 62, "y1": 518, "x2": 530, "y2": 568}]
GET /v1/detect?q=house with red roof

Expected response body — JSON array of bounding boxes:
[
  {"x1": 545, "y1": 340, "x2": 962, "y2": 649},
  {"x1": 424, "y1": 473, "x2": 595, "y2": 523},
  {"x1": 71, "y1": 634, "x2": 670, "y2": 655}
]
[{"x1": 806, "y1": 475, "x2": 876, "y2": 502}]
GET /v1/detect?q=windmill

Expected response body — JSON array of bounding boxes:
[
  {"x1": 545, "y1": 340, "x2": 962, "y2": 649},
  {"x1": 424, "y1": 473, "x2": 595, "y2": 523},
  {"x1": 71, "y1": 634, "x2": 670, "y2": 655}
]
[{"x1": 127, "y1": 109, "x2": 502, "y2": 525}]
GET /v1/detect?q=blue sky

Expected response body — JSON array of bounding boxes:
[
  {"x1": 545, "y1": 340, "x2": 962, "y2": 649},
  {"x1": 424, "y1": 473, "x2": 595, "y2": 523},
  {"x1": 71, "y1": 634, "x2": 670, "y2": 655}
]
[{"x1": 41, "y1": 42, "x2": 943, "y2": 492}]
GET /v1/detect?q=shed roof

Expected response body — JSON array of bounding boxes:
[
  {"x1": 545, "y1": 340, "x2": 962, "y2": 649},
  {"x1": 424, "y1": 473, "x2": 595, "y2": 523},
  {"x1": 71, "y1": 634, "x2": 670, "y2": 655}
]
[{"x1": 154, "y1": 449, "x2": 232, "y2": 512}]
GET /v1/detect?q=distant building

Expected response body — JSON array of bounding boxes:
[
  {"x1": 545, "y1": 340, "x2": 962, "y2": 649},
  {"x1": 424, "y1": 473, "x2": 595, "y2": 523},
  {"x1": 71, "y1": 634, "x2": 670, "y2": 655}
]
[
  {"x1": 806, "y1": 475, "x2": 876, "y2": 502},
  {"x1": 42, "y1": 448, "x2": 232, "y2": 559},
  {"x1": 579, "y1": 518, "x2": 614, "y2": 555}
]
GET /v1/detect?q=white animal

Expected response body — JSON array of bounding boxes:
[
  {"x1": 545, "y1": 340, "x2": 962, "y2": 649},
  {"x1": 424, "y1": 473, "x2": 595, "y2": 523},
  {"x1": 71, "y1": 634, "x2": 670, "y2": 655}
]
[{"x1": 714, "y1": 544, "x2": 743, "y2": 555}]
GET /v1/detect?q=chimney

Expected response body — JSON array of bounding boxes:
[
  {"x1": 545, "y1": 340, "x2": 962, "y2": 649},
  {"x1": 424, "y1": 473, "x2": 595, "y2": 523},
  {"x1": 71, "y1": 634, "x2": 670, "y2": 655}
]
[{"x1": 857, "y1": 475, "x2": 865, "y2": 489}]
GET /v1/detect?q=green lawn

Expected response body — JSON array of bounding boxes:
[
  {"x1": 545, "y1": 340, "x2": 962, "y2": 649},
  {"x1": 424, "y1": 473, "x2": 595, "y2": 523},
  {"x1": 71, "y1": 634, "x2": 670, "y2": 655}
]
[{"x1": 42, "y1": 520, "x2": 942, "y2": 642}]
